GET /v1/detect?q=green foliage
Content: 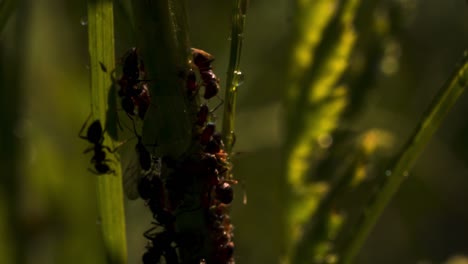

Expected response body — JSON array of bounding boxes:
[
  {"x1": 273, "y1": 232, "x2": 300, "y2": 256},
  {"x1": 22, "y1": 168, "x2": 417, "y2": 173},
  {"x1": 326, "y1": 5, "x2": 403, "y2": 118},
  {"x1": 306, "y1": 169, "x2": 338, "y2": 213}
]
[
  {"x1": 1, "y1": 0, "x2": 467, "y2": 263},
  {"x1": 338, "y1": 52, "x2": 468, "y2": 264},
  {"x1": 222, "y1": 0, "x2": 248, "y2": 153},
  {"x1": 87, "y1": 0, "x2": 127, "y2": 263}
]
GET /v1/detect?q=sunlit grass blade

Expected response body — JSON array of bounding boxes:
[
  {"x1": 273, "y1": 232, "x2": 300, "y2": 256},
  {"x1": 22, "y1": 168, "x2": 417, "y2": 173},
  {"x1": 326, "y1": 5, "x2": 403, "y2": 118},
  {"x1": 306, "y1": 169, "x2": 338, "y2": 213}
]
[
  {"x1": 284, "y1": 0, "x2": 361, "y2": 262},
  {"x1": 222, "y1": 0, "x2": 248, "y2": 153},
  {"x1": 337, "y1": 51, "x2": 468, "y2": 264},
  {"x1": 87, "y1": 0, "x2": 127, "y2": 263}
]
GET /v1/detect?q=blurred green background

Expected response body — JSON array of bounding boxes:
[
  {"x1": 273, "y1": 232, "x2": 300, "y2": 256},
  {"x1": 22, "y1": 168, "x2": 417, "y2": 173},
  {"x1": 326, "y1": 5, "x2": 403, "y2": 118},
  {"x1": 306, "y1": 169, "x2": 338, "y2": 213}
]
[{"x1": 0, "y1": 0, "x2": 467, "y2": 264}]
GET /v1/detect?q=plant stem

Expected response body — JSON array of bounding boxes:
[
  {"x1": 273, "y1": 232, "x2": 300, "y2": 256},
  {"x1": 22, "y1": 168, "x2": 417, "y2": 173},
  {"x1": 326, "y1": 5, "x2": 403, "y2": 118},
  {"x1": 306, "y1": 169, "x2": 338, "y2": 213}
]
[
  {"x1": 87, "y1": 1, "x2": 127, "y2": 263},
  {"x1": 338, "y1": 52, "x2": 468, "y2": 264},
  {"x1": 131, "y1": 0, "x2": 195, "y2": 159},
  {"x1": 222, "y1": 0, "x2": 248, "y2": 154}
]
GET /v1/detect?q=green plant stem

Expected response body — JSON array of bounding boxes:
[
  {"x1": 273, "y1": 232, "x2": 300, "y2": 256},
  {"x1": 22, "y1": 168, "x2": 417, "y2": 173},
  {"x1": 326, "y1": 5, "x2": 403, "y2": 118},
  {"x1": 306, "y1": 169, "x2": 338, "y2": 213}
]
[
  {"x1": 222, "y1": 0, "x2": 248, "y2": 153},
  {"x1": 338, "y1": 52, "x2": 468, "y2": 264},
  {"x1": 131, "y1": 0, "x2": 195, "y2": 159},
  {"x1": 87, "y1": 1, "x2": 127, "y2": 263}
]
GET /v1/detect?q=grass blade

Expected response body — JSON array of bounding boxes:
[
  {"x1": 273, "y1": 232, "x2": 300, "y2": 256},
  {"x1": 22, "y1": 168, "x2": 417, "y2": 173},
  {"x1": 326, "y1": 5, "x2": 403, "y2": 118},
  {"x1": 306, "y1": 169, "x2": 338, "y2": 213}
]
[
  {"x1": 222, "y1": 0, "x2": 248, "y2": 153},
  {"x1": 337, "y1": 52, "x2": 468, "y2": 264},
  {"x1": 87, "y1": 0, "x2": 127, "y2": 263}
]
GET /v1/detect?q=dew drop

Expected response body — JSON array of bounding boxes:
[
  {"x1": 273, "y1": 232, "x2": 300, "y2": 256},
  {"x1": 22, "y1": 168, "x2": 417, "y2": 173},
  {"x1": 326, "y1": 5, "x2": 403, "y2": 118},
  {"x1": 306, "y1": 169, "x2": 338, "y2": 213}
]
[
  {"x1": 385, "y1": 170, "x2": 392, "y2": 176},
  {"x1": 403, "y1": 170, "x2": 409, "y2": 177},
  {"x1": 317, "y1": 133, "x2": 333, "y2": 148},
  {"x1": 325, "y1": 254, "x2": 338, "y2": 264},
  {"x1": 80, "y1": 16, "x2": 88, "y2": 26},
  {"x1": 232, "y1": 70, "x2": 244, "y2": 86}
]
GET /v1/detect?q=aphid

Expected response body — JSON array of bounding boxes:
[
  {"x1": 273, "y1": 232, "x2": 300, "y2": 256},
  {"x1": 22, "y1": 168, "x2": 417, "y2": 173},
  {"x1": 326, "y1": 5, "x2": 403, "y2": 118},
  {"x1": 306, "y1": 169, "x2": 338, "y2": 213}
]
[
  {"x1": 123, "y1": 150, "x2": 161, "y2": 200},
  {"x1": 195, "y1": 101, "x2": 224, "y2": 128},
  {"x1": 186, "y1": 69, "x2": 198, "y2": 94},
  {"x1": 191, "y1": 48, "x2": 214, "y2": 70},
  {"x1": 196, "y1": 104, "x2": 210, "y2": 127},
  {"x1": 215, "y1": 182, "x2": 234, "y2": 205},
  {"x1": 200, "y1": 71, "x2": 220, "y2": 99},
  {"x1": 79, "y1": 115, "x2": 115, "y2": 175},
  {"x1": 121, "y1": 47, "x2": 140, "y2": 83},
  {"x1": 134, "y1": 135, "x2": 152, "y2": 172},
  {"x1": 191, "y1": 48, "x2": 220, "y2": 99},
  {"x1": 214, "y1": 241, "x2": 235, "y2": 264},
  {"x1": 200, "y1": 122, "x2": 216, "y2": 145},
  {"x1": 132, "y1": 83, "x2": 152, "y2": 119},
  {"x1": 143, "y1": 229, "x2": 179, "y2": 264},
  {"x1": 205, "y1": 133, "x2": 224, "y2": 154}
]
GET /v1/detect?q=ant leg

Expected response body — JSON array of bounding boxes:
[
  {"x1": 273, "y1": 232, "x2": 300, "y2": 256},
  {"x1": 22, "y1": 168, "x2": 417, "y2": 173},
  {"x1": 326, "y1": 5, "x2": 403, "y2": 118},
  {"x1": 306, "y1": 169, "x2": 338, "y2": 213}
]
[
  {"x1": 78, "y1": 113, "x2": 93, "y2": 140},
  {"x1": 102, "y1": 140, "x2": 130, "y2": 153},
  {"x1": 88, "y1": 166, "x2": 116, "y2": 176},
  {"x1": 211, "y1": 95, "x2": 225, "y2": 113},
  {"x1": 143, "y1": 226, "x2": 158, "y2": 240},
  {"x1": 83, "y1": 146, "x2": 94, "y2": 154}
]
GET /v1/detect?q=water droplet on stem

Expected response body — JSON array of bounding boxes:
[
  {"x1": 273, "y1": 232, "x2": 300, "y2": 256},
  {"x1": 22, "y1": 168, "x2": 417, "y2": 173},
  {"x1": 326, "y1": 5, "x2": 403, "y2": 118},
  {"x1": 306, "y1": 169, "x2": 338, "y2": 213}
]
[
  {"x1": 80, "y1": 17, "x2": 88, "y2": 26},
  {"x1": 232, "y1": 70, "x2": 244, "y2": 86}
]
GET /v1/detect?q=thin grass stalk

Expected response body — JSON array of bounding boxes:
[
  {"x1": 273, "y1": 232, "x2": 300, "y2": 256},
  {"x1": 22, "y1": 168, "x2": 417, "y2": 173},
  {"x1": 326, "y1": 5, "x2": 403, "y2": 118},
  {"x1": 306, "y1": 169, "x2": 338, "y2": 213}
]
[
  {"x1": 87, "y1": 1, "x2": 127, "y2": 263},
  {"x1": 222, "y1": 0, "x2": 248, "y2": 153},
  {"x1": 337, "y1": 52, "x2": 468, "y2": 264}
]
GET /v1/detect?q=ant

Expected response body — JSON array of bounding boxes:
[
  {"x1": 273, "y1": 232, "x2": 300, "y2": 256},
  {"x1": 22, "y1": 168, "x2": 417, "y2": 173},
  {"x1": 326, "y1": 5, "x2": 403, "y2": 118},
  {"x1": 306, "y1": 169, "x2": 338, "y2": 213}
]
[
  {"x1": 143, "y1": 228, "x2": 179, "y2": 264},
  {"x1": 131, "y1": 120, "x2": 156, "y2": 172},
  {"x1": 191, "y1": 48, "x2": 220, "y2": 99},
  {"x1": 116, "y1": 48, "x2": 152, "y2": 119},
  {"x1": 79, "y1": 114, "x2": 116, "y2": 175},
  {"x1": 195, "y1": 100, "x2": 224, "y2": 128}
]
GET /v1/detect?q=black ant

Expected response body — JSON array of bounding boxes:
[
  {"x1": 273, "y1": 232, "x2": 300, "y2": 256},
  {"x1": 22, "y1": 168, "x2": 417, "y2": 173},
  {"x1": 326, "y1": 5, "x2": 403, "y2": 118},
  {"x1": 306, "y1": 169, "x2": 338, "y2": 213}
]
[
  {"x1": 195, "y1": 100, "x2": 224, "y2": 128},
  {"x1": 143, "y1": 228, "x2": 179, "y2": 264},
  {"x1": 79, "y1": 114, "x2": 116, "y2": 175},
  {"x1": 116, "y1": 48, "x2": 153, "y2": 119}
]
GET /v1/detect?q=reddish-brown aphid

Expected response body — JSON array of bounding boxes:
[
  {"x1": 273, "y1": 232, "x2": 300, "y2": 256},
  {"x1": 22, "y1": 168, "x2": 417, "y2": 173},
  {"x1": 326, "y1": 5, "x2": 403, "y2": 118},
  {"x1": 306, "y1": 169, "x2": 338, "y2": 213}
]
[
  {"x1": 191, "y1": 48, "x2": 220, "y2": 99},
  {"x1": 215, "y1": 182, "x2": 234, "y2": 204},
  {"x1": 133, "y1": 83, "x2": 151, "y2": 119},
  {"x1": 186, "y1": 69, "x2": 198, "y2": 93},
  {"x1": 196, "y1": 104, "x2": 210, "y2": 127},
  {"x1": 200, "y1": 122, "x2": 216, "y2": 145},
  {"x1": 191, "y1": 48, "x2": 214, "y2": 70}
]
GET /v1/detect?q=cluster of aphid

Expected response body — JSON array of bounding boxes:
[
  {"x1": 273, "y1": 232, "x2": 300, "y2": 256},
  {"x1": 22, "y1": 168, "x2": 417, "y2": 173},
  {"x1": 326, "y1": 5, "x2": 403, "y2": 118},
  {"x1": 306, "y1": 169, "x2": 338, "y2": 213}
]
[
  {"x1": 188, "y1": 48, "x2": 236, "y2": 263},
  {"x1": 80, "y1": 47, "x2": 236, "y2": 263}
]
